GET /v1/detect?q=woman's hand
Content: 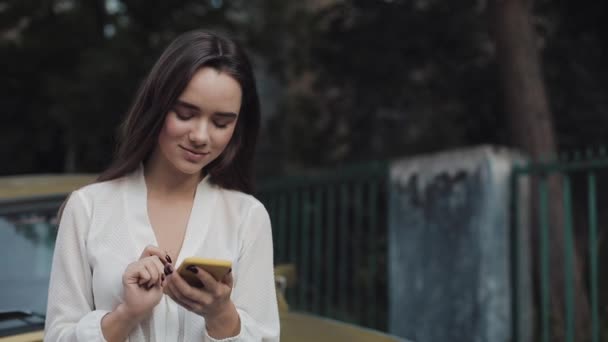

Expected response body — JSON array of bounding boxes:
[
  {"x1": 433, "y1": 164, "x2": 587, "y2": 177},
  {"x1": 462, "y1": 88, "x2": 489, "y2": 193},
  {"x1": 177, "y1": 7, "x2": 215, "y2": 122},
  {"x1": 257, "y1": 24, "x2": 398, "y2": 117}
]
[
  {"x1": 164, "y1": 266, "x2": 240, "y2": 338},
  {"x1": 102, "y1": 246, "x2": 173, "y2": 341},
  {"x1": 121, "y1": 245, "x2": 172, "y2": 319}
]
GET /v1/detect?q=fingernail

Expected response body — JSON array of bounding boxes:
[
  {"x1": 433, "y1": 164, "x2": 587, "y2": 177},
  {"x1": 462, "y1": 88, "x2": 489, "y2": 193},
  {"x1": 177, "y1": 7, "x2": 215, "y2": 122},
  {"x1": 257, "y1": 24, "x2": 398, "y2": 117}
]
[
  {"x1": 164, "y1": 264, "x2": 173, "y2": 275},
  {"x1": 165, "y1": 254, "x2": 172, "y2": 263},
  {"x1": 186, "y1": 265, "x2": 198, "y2": 273}
]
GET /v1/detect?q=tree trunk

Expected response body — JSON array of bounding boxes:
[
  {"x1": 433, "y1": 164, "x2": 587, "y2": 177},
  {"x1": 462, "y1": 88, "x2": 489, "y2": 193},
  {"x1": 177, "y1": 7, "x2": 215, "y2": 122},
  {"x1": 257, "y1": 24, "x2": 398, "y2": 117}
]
[{"x1": 490, "y1": 0, "x2": 590, "y2": 341}]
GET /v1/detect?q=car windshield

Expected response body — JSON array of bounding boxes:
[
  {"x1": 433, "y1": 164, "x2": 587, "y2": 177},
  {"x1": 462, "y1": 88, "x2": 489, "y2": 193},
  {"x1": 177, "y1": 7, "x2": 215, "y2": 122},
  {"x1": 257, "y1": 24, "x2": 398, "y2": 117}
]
[{"x1": 0, "y1": 207, "x2": 58, "y2": 333}]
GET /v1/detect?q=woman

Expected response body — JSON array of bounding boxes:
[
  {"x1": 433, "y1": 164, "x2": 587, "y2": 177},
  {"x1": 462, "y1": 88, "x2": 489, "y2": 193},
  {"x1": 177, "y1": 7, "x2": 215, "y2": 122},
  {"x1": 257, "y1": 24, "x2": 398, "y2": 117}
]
[{"x1": 45, "y1": 30, "x2": 280, "y2": 341}]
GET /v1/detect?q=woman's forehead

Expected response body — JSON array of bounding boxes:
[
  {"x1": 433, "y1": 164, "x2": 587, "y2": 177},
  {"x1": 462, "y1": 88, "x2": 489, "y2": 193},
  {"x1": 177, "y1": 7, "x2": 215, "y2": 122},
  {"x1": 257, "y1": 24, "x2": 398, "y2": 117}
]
[{"x1": 178, "y1": 67, "x2": 242, "y2": 114}]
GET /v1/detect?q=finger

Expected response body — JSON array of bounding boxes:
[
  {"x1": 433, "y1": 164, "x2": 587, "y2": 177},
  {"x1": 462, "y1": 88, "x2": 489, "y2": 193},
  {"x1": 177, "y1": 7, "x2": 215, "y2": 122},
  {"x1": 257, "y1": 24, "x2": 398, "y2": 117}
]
[
  {"x1": 160, "y1": 272, "x2": 166, "y2": 287},
  {"x1": 188, "y1": 267, "x2": 221, "y2": 294},
  {"x1": 172, "y1": 270, "x2": 215, "y2": 305},
  {"x1": 170, "y1": 270, "x2": 198, "y2": 298},
  {"x1": 143, "y1": 262, "x2": 160, "y2": 288},
  {"x1": 164, "y1": 263, "x2": 175, "y2": 277},
  {"x1": 124, "y1": 263, "x2": 145, "y2": 285},
  {"x1": 140, "y1": 245, "x2": 171, "y2": 265},
  {"x1": 149, "y1": 256, "x2": 165, "y2": 287},
  {"x1": 166, "y1": 275, "x2": 201, "y2": 310},
  {"x1": 222, "y1": 268, "x2": 233, "y2": 288},
  {"x1": 137, "y1": 267, "x2": 152, "y2": 287}
]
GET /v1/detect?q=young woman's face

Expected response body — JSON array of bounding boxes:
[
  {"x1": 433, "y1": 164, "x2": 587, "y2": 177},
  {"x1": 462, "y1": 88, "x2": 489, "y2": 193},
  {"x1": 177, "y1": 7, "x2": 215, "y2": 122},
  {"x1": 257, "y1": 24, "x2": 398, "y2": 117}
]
[{"x1": 155, "y1": 67, "x2": 242, "y2": 176}]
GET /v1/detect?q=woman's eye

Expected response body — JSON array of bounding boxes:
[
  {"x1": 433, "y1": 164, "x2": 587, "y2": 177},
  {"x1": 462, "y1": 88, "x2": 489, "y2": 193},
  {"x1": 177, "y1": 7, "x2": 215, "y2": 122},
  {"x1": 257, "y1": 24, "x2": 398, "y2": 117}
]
[
  {"x1": 174, "y1": 108, "x2": 193, "y2": 120},
  {"x1": 214, "y1": 121, "x2": 229, "y2": 129}
]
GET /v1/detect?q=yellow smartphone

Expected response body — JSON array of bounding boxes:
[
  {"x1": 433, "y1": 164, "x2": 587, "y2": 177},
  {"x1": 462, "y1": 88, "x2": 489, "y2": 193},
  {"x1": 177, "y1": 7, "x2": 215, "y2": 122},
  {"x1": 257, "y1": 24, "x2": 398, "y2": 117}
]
[{"x1": 177, "y1": 257, "x2": 232, "y2": 288}]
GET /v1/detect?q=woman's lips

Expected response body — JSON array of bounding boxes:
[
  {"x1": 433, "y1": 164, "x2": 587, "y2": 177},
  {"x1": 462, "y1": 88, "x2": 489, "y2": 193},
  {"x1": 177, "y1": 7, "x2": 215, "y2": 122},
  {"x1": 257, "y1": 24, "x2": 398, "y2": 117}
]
[{"x1": 180, "y1": 145, "x2": 209, "y2": 162}]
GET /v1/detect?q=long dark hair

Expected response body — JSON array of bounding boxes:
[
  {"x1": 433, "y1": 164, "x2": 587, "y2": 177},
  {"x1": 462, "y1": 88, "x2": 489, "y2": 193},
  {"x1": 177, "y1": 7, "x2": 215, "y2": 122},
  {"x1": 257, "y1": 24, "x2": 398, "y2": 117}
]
[{"x1": 97, "y1": 30, "x2": 260, "y2": 194}]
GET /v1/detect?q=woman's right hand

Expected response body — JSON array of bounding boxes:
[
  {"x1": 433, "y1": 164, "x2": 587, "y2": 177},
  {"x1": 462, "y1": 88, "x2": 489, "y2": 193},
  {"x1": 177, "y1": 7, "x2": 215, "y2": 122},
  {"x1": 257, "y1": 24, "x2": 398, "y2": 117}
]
[{"x1": 121, "y1": 245, "x2": 173, "y2": 319}]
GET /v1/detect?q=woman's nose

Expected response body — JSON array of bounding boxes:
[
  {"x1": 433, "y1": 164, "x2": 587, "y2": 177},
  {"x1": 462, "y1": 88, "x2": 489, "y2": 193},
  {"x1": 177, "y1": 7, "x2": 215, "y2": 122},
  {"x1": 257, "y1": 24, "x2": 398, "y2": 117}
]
[{"x1": 188, "y1": 120, "x2": 209, "y2": 146}]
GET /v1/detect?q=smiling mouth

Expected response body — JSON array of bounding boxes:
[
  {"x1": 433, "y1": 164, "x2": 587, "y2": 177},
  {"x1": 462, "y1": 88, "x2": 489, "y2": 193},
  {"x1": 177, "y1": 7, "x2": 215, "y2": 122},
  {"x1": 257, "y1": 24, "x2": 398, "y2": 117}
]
[{"x1": 180, "y1": 145, "x2": 210, "y2": 155}]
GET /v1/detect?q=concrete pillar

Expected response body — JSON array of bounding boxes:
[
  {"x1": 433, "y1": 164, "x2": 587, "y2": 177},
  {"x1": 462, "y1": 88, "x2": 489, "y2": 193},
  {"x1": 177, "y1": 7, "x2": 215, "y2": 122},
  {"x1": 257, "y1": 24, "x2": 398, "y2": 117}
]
[{"x1": 388, "y1": 146, "x2": 531, "y2": 342}]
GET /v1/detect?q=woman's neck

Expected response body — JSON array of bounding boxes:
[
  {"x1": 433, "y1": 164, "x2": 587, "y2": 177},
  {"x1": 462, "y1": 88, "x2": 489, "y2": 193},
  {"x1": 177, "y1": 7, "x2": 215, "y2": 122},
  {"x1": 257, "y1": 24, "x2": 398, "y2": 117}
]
[{"x1": 143, "y1": 156, "x2": 201, "y2": 199}]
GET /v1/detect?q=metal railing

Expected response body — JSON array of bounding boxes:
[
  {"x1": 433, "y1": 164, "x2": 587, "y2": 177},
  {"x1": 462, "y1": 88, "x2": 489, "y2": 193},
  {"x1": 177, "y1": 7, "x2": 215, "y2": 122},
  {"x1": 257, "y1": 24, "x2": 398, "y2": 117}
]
[
  {"x1": 257, "y1": 161, "x2": 389, "y2": 330},
  {"x1": 511, "y1": 148, "x2": 607, "y2": 342}
]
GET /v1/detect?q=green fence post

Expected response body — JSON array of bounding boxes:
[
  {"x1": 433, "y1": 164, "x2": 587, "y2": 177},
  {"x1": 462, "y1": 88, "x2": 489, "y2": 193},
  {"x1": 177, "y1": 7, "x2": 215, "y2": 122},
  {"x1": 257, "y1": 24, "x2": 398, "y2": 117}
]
[
  {"x1": 339, "y1": 183, "x2": 349, "y2": 320},
  {"x1": 326, "y1": 186, "x2": 336, "y2": 318},
  {"x1": 539, "y1": 176, "x2": 551, "y2": 342},
  {"x1": 353, "y1": 182, "x2": 363, "y2": 324},
  {"x1": 278, "y1": 193, "x2": 287, "y2": 262},
  {"x1": 563, "y1": 176, "x2": 575, "y2": 342},
  {"x1": 300, "y1": 188, "x2": 311, "y2": 311},
  {"x1": 587, "y1": 173, "x2": 599, "y2": 342},
  {"x1": 269, "y1": 195, "x2": 278, "y2": 261},
  {"x1": 313, "y1": 187, "x2": 323, "y2": 315},
  {"x1": 290, "y1": 190, "x2": 299, "y2": 308},
  {"x1": 368, "y1": 180, "x2": 379, "y2": 329},
  {"x1": 510, "y1": 169, "x2": 520, "y2": 342}
]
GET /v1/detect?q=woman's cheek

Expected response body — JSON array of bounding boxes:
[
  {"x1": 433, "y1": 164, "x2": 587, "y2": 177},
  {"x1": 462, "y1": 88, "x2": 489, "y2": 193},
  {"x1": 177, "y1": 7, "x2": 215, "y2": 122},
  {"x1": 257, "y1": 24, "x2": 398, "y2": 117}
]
[{"x1": 164, "y1": 115, "x2": 190, "y2": 137}]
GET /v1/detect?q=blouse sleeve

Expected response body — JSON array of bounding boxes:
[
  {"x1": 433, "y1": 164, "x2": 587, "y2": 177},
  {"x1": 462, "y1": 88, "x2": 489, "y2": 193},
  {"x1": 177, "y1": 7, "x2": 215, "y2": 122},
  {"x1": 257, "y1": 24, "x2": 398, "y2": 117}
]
[
  {"x1": 205, "y1": 203, "x2": 280, "y2": 341},
  {"x1": 45, "y1": 191, "x2": 110, "y2": 341}
]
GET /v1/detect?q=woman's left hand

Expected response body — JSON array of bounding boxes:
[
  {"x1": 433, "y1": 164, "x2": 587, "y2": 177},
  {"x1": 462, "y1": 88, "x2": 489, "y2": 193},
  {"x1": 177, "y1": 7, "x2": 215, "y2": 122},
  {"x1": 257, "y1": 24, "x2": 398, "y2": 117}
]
[{"x1": 164, "y1": 266, "x2": 236, "y2": 321}]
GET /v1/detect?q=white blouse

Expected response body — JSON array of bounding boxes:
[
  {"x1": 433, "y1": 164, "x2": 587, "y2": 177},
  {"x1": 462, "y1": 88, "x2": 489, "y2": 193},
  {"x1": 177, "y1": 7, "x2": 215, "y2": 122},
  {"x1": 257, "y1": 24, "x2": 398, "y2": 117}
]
[{"x1": 45, "y1": 166, "x2": 280, "y2": 341}]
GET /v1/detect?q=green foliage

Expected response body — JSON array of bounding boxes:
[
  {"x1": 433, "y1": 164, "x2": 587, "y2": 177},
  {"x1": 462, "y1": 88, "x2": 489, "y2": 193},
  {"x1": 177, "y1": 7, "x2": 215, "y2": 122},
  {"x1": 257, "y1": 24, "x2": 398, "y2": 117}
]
[
  {"x1": 264, "y1": 0, "x2": 506, "y2": 170},
  {"x1": 0, "y1": 0, "x2": 605, "y2": 176},
  {"x1": 538, "y1": 0, "x2": 608, "y2": 149},
  {"x1": 0, "y1": 0, "x2": 243, "y2": 174}
]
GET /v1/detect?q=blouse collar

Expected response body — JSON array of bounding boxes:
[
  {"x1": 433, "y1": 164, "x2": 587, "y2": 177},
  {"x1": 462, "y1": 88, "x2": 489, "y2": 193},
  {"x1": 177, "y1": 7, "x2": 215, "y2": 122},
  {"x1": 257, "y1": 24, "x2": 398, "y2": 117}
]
[{"x1": 126, "y1": 163, "x2": 218, "y2": 265}]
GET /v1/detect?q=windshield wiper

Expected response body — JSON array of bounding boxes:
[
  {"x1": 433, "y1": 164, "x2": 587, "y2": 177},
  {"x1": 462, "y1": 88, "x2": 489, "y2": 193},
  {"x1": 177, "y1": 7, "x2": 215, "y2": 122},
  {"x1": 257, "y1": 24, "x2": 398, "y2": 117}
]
[
  {"x1": 0, "y1": 310, "x2": 45, "y2": 322},
  {"x1": 0, "y1": 310, "x2": 45, "y2": 337}
]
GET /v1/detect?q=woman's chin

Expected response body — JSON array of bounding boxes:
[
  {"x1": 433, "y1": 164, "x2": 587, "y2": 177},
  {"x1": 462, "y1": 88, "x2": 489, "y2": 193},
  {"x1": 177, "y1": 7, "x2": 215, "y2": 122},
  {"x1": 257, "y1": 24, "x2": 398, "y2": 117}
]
[{"x1": 176, "y1": 164, "x2": 204, "y2": 176}]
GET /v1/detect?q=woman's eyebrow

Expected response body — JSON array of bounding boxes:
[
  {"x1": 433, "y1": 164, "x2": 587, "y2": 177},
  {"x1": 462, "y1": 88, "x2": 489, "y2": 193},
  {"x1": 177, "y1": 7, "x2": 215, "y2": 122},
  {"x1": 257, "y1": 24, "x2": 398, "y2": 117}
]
[
  {"x1": 214, "y1": 112, "x2": 238, "y2": 119},
  {"x1": 175, "y1": 100, "x2": 200, "y2": 112},
  {"x1": 176, "y1": 100, "x2": 238, "y2": 117}
]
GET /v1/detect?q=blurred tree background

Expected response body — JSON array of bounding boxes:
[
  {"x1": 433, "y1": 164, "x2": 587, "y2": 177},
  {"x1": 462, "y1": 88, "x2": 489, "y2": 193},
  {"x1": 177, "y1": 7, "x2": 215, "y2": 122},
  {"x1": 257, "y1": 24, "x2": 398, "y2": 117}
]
[
  {"x1": 1, "y1": 0, "x2": 606, "y2": 177},
  {"x1": 1, "y1": 0, "x2": 606, "y2": 340}
]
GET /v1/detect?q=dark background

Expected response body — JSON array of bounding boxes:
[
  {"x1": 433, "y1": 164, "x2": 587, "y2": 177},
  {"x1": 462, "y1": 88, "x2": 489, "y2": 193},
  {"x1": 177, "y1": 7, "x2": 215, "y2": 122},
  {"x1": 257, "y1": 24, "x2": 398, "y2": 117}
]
[
  {"x1": 1, "y1": 0, "x2": 606, "y2": 177},
  {"x1": 1, "y1": 1, "x2": 607, "y2": 340}
]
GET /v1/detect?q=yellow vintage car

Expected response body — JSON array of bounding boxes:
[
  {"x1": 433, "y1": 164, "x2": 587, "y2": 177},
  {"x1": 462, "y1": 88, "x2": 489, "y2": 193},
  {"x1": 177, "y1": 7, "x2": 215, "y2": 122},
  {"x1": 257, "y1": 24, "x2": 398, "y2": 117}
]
[{"x1": 0, "y1": 175, "x2": 408, "y2": 342}]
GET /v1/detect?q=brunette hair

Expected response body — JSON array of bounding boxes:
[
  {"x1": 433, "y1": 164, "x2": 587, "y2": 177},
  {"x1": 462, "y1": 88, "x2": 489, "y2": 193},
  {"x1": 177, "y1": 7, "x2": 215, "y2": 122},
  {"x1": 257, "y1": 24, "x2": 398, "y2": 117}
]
[{"x1": 97, "y1": 30, "x2": 260, "y2": 194}]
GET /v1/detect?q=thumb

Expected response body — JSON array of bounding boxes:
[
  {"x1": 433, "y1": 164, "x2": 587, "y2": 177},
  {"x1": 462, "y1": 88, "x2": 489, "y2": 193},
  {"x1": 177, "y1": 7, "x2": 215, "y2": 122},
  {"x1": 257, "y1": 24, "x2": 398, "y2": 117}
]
[{"x1": 222, "y1": 268, "x2": 233, "y2": 287}]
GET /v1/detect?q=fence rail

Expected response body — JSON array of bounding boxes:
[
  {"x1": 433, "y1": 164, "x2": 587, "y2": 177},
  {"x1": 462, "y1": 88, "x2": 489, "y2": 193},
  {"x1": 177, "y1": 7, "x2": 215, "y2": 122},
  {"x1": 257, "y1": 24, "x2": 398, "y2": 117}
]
[
  {"x1": 257, "y1": 161, "x2": 389, "y2": 330},
  {"x1": 511, "y1": 149, "x2": 608, "y2": 342}
]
